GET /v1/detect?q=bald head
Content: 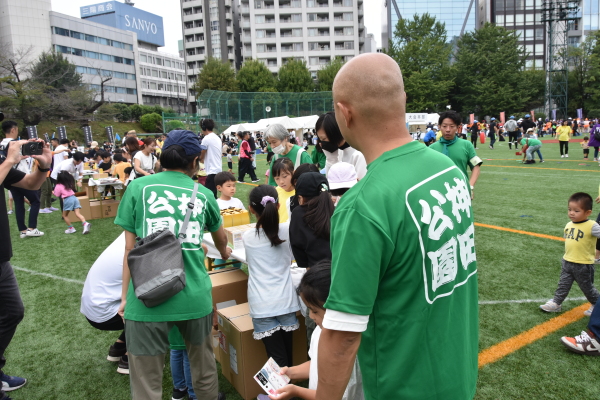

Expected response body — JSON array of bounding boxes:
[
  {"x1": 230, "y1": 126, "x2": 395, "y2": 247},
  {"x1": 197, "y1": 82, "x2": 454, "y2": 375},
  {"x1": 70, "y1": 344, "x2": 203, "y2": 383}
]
[
  {"x1": 333, "y1": 53, "x2": 405, "y2": 124},
  {"x1": 332, "y1": 53, "x2": 411, "y2": 163}
]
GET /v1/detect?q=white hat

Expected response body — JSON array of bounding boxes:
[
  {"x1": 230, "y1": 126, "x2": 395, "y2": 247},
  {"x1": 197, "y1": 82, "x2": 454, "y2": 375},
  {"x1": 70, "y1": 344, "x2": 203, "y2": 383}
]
[
  {"x1": 90, "y1": 141, "x2": 98, "y2": 148},
  {"x1": 327, "y1": 162, "x2": 358, "y2": 190}
]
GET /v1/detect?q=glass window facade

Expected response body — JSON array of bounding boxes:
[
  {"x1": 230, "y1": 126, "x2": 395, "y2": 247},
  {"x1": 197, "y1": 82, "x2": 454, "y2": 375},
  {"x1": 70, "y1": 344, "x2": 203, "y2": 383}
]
[
  {"x1": 583, "y1": 0, "x2": 599, "y2": 30},
  {"x1": 395, "y1": 0, "x2": 476, "y2": 40}
]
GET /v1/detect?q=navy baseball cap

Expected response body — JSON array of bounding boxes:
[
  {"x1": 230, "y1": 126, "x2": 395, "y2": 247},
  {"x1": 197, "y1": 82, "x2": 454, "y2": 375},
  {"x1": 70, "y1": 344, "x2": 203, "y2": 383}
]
[{"x1": 164, "y1": 130, "x2": 202, "y2": 155}]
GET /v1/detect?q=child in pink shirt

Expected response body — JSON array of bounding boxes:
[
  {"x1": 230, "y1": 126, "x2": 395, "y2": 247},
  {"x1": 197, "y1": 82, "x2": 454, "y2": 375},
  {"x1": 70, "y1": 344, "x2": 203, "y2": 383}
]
[{"x1": 54, "y1": 171, "x2": 91, "y2": 234}]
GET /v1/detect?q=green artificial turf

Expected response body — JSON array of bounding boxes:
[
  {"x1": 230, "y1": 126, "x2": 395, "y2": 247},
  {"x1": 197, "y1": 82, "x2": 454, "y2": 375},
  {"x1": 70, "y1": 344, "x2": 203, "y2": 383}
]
[{"x1": 5, "y1": 140, "x2": 600, "y2": 399}]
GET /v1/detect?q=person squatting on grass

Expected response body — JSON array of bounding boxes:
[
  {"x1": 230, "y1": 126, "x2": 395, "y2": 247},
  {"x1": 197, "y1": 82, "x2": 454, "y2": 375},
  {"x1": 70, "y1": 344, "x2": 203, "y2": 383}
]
[
  {"x1": 521, "y1": 129, "x2": 544, "y2": 164},
  {"x1": 244, "y1": 185, "x2": 300, "y2": 370},
  {"x1": 115, "y1": 130, "x2": 231, "y2": 400},
  {"x1": 540, "y1": 192, "x2": 600, "y2": 317},
  {"x1": 53, "y1": 171, "x2": 91, "y2": 234},
  {"x1": 0, "y1": 137, "x2": 54, "y2": 399}
]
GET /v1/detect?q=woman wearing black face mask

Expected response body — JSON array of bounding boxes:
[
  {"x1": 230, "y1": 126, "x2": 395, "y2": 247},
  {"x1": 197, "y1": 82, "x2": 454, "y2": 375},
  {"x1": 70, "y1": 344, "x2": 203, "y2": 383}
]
[{"x1": 315, "y1": 111, "x2": 367, "y2": 180}]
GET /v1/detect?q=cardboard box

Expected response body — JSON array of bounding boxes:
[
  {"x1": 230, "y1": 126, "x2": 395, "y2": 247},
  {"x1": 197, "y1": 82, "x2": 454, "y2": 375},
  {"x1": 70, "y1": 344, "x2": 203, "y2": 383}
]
[
  {"x1": 208, "y1": 268, "x2": 249, "y2": 309},
  {"x1": 76, "y1": 196, "x2": 92, "y2": 221},
  {"x1": 225, "y1": 224, "x2": 256, "y2": 250},
  {"x1": 208, "y1": 268, "x2": 249, "y2": 362},
  {"x1": 93, "y1": 173, "x2": 108, "y2": 179},
  {"x1": 221, "y1": 210, "x2": 250, "y2": 228},
  {"x1": 101, "y1": 200, "x2": 120, "y2": 218},
  {"x1": 89, "y1": 200, "x2": 103, "y2": 220},
  {"x1": 217, "y1": 303, "x2": 307, "y2": 400},
  {"x1": 86, "y1": 185, "x2": 98, "y2": 199}
]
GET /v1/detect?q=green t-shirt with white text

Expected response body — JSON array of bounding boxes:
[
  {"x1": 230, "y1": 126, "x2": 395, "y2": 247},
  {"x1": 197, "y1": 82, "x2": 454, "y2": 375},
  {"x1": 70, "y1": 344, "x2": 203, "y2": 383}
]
[
  {"x1": 429, "y1": 138, "x2": 481, "y2": 179},
  {"x1": 115, "y1": 171, "x2": 222, "y2": 322},
  {"x1": 326, "y1": 141, "x2": 478, "y2": 400}
]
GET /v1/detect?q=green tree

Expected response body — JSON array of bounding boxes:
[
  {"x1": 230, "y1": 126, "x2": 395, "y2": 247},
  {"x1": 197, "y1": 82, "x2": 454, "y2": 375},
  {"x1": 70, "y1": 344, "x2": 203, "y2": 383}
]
[
  {"x1": 276, "y1": 60, "x2": 313, "y2": 92},
  {"x1": 140, "y1": 112, "x2": 163, "y2": 132},
  {"x1": 316, "y1": 57, "x2": 344, "y2": 91},
  {"x1": 165, "y1": 119, "x2": 185, "y2": 132},
  {"x1": 237, "y1": 59, "x2": 276, "y2": 92},
  {"x1": 193, "y1": 57, "x2": 238, "y2": 97},
  {"x1": 385, "y1": 13, "x2": 454, "y2": 113},
  {"x1": 521, "y1": 68, "x2": 546, "y2": 112},
  {"x1": 129, "y1": 104, "x2": 143, "y2": 121},
  {"x1": 30, "y1": 51, "x2": 82, "y2": 91},
  {"x1": 567, "y1": 31, "x2": 600, "y2": 113},
  {"x1": 113, "y1": 103, "x2": 132, "y2": 122},
  {"x1": 453, "y1": 23, "x2": 528, "y2": 117}
]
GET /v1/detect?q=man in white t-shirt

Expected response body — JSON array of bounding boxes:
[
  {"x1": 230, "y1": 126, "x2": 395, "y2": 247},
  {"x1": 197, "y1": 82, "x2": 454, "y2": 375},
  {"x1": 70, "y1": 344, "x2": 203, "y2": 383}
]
[
  {"x1": 80, "y1": 233, "x2": 129, "y2": 374},
  {"x1": 51, "y1": 138, "x2": 70, "y2": 174},
  {"x1": 51, "y1": 152, "x2": 85, "y2": 182},
  {"x1": 199, "y1": 119, "x2": 222, "y2": 198}
]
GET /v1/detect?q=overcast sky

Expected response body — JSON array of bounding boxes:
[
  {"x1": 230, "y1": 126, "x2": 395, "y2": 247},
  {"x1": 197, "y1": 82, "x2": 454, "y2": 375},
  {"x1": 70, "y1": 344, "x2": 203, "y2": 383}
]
[{"x1": 51, "y1": 0, "x2": 383, "y2": 55}]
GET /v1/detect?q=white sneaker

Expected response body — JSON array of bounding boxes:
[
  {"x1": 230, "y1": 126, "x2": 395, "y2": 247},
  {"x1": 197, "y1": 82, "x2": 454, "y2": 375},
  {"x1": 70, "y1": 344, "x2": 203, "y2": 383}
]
[
  {"x1": 25, "y1": 228, "x2": 44, "y2": 237},
  {"x1": 561, "y1": 155, "x2": 565, "y2": 158},
  {"x1": 584, "y1": 305, "x2": 594, "y2": 317},
  {"x1": 65, "y1": 227, "x2": 76, "y2": 234},
  {"x1": 566, "y1": 154, "x2": 569, "y2": 158},
  {"x1": 594, "y1": 158, "x2": 598, "y2": 161},
  {"x1": 7, "y1": 210, "x2": 13, "y2": 215},
  {"x1": 26, "y1": 208, "x2": 30, "y2": 212},
  {"x1": 540, "y1": 300, "x2": 562, "y2": 312},
  {"x1": 19, "y1": 231, "x2": 27, "y2": 239},
  {"x1": 82, "y1": 222, "x2": 91, "y2": 235},
  {"x1": 39, "y1": 208, "x2": 52, "y2": 214},
  {"x1": 49, "y1": 207, "x2": 59, "y2": 211}
]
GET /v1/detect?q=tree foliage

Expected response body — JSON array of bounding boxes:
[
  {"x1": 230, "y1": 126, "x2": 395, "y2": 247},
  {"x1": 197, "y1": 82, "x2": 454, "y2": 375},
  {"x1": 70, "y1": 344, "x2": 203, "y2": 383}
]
[
  {"x1": 276, "y1": 60, "x2": 313, "y2": 92},
  {"x1": 386, "y1": 13, "x2": 454, "y2": 112},
  {"x1": 140, "y1": 112, "x2": 163, "y2": 133},
  {"x1": 316, "y1": 57, "x2": 344, "y2": 91},
  {"x1": 193, "y1": 57, "x2": 238, "y2": 97},
  {"x1": 567, "y1": 31, "x2": 600, "y2": 114},
  {"x1": 237, "y1": 59, "x2": 276, "y2": 92},
  {"x1": 453, "y1": 23, "x2": 530, "y2": 117}
]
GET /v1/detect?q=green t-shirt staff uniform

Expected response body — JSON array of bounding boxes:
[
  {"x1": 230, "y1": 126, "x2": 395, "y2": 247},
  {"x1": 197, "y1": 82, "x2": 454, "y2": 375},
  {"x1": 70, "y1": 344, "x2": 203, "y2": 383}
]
[
  {"x1": 115, "y1": 171, "x2": 222, "y2": 322},
  {"x1": 267, "y1": 145, "x2": 313, "y2": 186},
  {"x1": 520, "y1": 137, "x2": 542, "y2": 147},
  {"x1": 326, "y1": 141, "x2": 479, "y2": 399},
  {"x1": 429, "y1": 139, "x2": 482, "y2": 180}
]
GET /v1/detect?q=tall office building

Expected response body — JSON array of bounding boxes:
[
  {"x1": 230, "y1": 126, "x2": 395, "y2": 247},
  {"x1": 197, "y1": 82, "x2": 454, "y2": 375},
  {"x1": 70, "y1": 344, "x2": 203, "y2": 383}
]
[
  {"x1": 239, "y1": 0, "x2": 365, "y2": 77},
  {"x1": 0, "y1": 0, "x2": 52, "y2": 64},
  {"x1": 382, "y1": 0, "x2": 477, "y2": 49},
  {"x1": 180, "y1": 0, "x2": 238, "y2": 111},
  {"x1": 81, "y1": 1, "x2": 187, "y2": 108},
  {"x1": 51, "y1": 12, "x2": 141, "y2": 104}
]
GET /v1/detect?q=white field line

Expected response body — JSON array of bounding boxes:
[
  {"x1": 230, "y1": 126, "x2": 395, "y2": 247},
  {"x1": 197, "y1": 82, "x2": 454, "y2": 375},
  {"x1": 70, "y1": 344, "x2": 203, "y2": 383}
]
[
  {"x1": 14, "y1": 266, "x2": 589, "y2": 306},
  {"x1": 478, "y1": 297, "x2": 586, "y2": 305},
  {"x1": 13, "y1": 266, "x2": 85, "y2": 285}
]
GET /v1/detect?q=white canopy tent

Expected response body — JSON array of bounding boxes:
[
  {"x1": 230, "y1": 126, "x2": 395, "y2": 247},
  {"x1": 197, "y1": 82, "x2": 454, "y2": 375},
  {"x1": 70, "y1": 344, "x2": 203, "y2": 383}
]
[
  {"x1": 255, "y1": 116, "x2": 303, "y2": 130},
  {"x1": 290, "y1": 115, "x2": 319, "y2": 129}
]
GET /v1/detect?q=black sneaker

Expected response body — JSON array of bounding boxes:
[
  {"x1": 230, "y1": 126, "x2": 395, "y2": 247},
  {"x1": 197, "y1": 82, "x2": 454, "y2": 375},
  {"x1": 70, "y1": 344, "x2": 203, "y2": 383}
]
[
  {"x1": 0, "y1": 372, "x2": 26, "y2": 392},
  {"x1": 117, "y1": 355, "x2": 129, "y2": 375},
  {"x1": 107, "y1": 343, "x2": 127, "y2": 362},
  {"x1": 172, "y1": 387, "x2": 188, "y2": 400},
  {"x1": 0, "y1": 392, "x2": 13, "y2": 400},
  {"x1": 218, "y1": 393, "x2": 227, "y2": 400}
]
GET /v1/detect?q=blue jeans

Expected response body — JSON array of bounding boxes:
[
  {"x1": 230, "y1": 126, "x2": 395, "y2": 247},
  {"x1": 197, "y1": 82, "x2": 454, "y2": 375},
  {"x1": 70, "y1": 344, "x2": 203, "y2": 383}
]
[
  {"x1": 170, "y1": 349, "x2": 196, "y2": 399},
  {"x1": 526, "y1": 145, "x2": 543, "y2": 161}
]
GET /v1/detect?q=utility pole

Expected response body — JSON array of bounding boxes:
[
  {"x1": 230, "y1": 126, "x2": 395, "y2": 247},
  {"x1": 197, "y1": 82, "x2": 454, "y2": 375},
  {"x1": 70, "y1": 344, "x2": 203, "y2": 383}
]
[{"x1": 542, "y1": 0, "x2": 579, "y2": 120}]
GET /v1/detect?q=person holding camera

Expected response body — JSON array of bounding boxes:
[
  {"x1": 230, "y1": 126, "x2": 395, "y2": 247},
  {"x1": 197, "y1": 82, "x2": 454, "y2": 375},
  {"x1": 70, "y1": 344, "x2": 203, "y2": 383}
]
[
  {"x1": 0, "y1": 121, "x2": 44, "y2": 239},
  {"x1": 0, "y1": 134, "x2": 53, "y2": 399}
]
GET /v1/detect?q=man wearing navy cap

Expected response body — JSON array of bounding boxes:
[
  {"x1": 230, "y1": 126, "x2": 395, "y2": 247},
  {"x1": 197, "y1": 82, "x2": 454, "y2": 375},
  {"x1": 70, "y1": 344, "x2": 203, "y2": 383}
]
[
  {"x1": 520, "y1": 114, "x2": 536, "y2": 136},
  {"x1": 505, "y1": 116, "x2": 520, "y2": 150}
]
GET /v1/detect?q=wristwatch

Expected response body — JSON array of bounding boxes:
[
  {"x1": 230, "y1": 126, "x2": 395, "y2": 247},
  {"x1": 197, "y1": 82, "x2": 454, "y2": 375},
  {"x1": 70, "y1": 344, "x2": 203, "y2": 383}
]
[{"x1": 38, "y1": 167, "x2": 50, "y2": 172}]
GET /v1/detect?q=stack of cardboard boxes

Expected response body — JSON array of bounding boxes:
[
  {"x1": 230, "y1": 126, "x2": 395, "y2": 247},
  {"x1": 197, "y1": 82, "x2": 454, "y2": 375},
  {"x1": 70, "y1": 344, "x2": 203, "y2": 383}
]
[
  {"x1": 224, "y1": 224, "x2": 257, "y2": 250},
  {"x1": 77, "y1": 173, "x2": 120, "y2": 220},
  {"x1": 209, "y1": 267, "x2": 307, "y2": 400}
]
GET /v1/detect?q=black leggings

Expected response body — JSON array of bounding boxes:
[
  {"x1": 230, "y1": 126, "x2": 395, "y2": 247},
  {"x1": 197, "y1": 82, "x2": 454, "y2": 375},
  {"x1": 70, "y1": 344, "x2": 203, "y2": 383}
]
[
  {"x1": 261, "y1": 329, "x2": 293, "y2": 368},
  {"x1": 86, "y1": 314, "x2": 125, "y2": 343},
  {"x1": 471, "y1": 136, "x2": 478, "y2": 147},
  {"x1": 559, "y1": 140, "x2": 569, "y2": 156}
]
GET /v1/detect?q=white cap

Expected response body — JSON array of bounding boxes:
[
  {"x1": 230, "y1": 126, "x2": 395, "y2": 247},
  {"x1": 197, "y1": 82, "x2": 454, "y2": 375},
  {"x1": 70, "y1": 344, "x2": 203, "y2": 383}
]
[
  {"x1": 327, "y1": 162, "x2": 358, "y2": 190},
  {"x1": 90, "y1": 141, "x2": 98, "y2": 148}
]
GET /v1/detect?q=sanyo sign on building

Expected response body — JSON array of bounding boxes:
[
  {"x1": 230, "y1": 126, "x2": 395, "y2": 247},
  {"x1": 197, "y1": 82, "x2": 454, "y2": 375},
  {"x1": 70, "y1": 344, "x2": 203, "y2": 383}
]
[{"x1": 80, "y1": 1, "x2": 165, "y2": 47}]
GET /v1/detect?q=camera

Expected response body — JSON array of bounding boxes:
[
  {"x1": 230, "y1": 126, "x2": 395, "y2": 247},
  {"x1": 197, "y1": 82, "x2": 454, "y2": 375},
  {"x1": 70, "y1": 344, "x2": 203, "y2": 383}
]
[{"x1": 21, "y1": 141, "x2": 44, "y2": 156}]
